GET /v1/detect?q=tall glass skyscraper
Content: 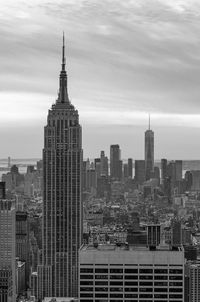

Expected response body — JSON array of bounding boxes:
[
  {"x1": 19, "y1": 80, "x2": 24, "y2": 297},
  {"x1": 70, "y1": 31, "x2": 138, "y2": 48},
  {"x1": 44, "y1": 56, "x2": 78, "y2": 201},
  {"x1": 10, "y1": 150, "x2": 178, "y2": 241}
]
[
  {"x1": 145, "y1": 116, "x2": 154, "y2": 180},
  {"x1": 39, "y1": 35, "x2": 82, "y2": 299}
]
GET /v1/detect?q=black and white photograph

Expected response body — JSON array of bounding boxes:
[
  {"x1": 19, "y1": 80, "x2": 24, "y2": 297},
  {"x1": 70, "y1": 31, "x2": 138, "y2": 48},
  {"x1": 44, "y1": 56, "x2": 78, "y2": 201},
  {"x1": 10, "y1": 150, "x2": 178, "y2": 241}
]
[{"x1": 0, "y1": 1, "x2": 200, "y2": 301}]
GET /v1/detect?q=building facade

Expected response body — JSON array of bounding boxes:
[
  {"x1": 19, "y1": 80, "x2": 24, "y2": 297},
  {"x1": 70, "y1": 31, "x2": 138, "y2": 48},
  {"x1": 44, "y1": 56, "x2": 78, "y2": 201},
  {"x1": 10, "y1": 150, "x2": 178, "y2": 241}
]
[
  {"x1": 16, "y1": 210, "x2": 29, "y2": 284},
  {"x1": 39, "y1": 35, "x2": 82, "y2": 299},
  {"x1": 110, "y1": 145, "x2": 122, "y2": 180},
  {"x1": 188, "y1": 262, "x2": 200, "y2": 302},
  {"x1": 135, "y1": 160, "x2": 145, "y2": 184},
  {"x1": 0, "y1": 199, "x2": 16, "y2": 302},
  {"x1": 127, "y1": 158, "x2": 133, "y2": 179},
  {"x1": 79, "y1": 244, "x2": 184, "y2": 302}
]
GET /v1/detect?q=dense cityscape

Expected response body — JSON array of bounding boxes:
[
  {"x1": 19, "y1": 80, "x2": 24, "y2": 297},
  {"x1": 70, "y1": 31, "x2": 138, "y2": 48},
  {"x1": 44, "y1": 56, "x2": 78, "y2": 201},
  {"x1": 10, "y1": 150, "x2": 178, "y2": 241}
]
[{"x1": 1, "y1": 34, "x2": 200, "y2": 302}]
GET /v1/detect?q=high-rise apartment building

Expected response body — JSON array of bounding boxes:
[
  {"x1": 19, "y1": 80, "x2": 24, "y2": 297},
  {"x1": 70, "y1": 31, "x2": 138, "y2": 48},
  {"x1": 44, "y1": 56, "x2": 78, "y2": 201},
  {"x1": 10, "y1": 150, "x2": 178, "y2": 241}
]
[
  {"x1": 39, "y1": 35, "x2": 82, "y2": 299},
  {"x1": 0, "y1": 198, "x2": 16, "y2": 302},
  {"x1": 110, "y1": 144, "x2": 122, "y2": 180},
  {"x1": 79, "y1": 243, "x2": 184, "y2": 302},
  {"x1": 145, "y1": 117, "x2": 154, "y2": 181}
]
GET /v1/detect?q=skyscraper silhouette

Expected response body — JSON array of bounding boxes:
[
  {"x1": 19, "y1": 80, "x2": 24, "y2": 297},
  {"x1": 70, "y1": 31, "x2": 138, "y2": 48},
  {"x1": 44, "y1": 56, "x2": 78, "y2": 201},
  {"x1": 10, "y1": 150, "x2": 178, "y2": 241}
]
[
  {"x1": 145, "y1": 115, "x2": 154, "y2": 180},
  {"x1": 39, "y1": 34, "x2": 82, "y2": 299},
  {"x1": 110, "y1": 144, "x2": 122, "y2": 180}
]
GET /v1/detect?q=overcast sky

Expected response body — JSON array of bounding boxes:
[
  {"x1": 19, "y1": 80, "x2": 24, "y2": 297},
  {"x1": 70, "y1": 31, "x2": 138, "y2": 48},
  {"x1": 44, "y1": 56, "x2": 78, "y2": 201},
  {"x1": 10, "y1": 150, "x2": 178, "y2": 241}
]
[{"x1": 1, "y1": 0, "x2": 200, "y2": 159}]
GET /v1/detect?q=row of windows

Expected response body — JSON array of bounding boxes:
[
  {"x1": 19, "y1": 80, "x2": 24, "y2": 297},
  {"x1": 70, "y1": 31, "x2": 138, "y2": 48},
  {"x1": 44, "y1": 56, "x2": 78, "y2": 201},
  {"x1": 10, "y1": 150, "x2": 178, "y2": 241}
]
[
  {"x1": 80, "y1": 274, "x2": 183, "y2": 280},
  {"x1": 80, "y1": 293, "x2": 183, "y2": 298},
  {"x1": 80, "y1": 281, "x2": 183, "y2": 287},
  {"x1": 80, "y1": 268, "x2": 183, "y2": 274},
  {"x1": 80, "y1": 287, "x2": 183, "y2": 292}
]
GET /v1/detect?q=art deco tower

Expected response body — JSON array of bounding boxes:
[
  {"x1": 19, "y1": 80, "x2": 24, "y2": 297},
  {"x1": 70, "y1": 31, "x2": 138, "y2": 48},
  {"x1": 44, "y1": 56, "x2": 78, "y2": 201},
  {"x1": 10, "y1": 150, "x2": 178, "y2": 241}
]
[
  {"x1": 41, "y1": 35, "x2": 82, "y2": 298},
  {"x1": 145, "y1": 115, "x2": 154, "y2": 180}
]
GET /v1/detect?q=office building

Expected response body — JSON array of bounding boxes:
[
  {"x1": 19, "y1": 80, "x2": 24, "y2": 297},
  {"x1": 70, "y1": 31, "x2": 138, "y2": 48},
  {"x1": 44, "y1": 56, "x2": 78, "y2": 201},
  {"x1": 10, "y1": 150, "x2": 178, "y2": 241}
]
[
  {"x1": 185, "y1": 171, "x2": 193, "y2": 191},
  {"x1": 191, "y1": 170, "x2": 200, "y2": 191},
  {"x1": 0, "y1": 199, "x2": 16, "y2": 301},
  {"x1": 30, "y1": 271, "x2": 38, "y2": 298},
  {"x1": 135, "y1": 160, "x2": 145, "y2": 184},
  {"x1": 97, "y1": 176, "x2": 110, "y2": 198},
  {"x1": 127, "y1": 158, "x2": 133, "y2": 178},
  {"x1": 110, "y1": 144, "x2": 122, "y2": 180},
  {"x1": 100, "y1": 151, "x2": 108, "y2": 177},
  {"x1": 39, "y1": 35, "x2": 82, "y2": 299},
  {"x1": 0, "y1": 182, "x2": 6, "y2": 199},
  {"x1": 188, "y1": 262, "x2": 200, "y2": 302},
  {"x1": 86, "y1": 169, "x2": 97, "y2": 193},
  {"x1": 79, "y1": 243, "x2": 184, "y2": 302},
  {"x1": 147, "y1": 224, "x2": 161, "y2": 249},
  {"x1": 123, "y1": 163, "x2": 128, "y2": 179},
  {"x1": 16, "y1": 261, "x2": 26, "y2": 294},
  {"x1": 82, "y1": 161, "x2": 87, "y2": 191},
  {"x1": 161, "y1": 158, "x2": 168, "y2": 185},
  {"x1": 167, "y1": 161, "x2": 176, "y2": 183},
  {"x1": 175, "y1": 160, "x2": 182, "y2": 181},
  {"x1": 171, "y1": 219, "x2": 182, "y2": 249},
  {"x1": 145, "y1": 117, "x2": 154, "y2": 180},
  {"x1": 167, "y1": 160, "x2": 182, "y2": 184},
  {"x1": 16, "y1": 210, "x2": 29, "y2": 284},
  {"x1": 94, "y1": 158, "x2": 101, "y2": 179}
]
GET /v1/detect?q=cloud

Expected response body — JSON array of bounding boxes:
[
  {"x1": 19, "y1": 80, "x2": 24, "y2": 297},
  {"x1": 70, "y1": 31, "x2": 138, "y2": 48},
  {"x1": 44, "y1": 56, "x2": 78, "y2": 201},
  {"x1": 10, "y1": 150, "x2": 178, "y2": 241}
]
[{"x1": 1, "y1": 0, "x2": 200, "y2": 158}]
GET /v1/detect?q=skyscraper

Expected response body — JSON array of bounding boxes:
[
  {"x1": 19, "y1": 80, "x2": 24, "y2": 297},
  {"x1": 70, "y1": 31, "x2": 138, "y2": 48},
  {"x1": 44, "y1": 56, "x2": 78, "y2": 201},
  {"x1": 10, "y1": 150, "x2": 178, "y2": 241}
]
[
  {"x1": 40, "y1": 35, "x2": 82, "y2": 299},
  {"x1": 188, "y1": 261, "x2": 200, "y2": 302},
  {"x1": 127, "y1": 158, "x2": 133, "y2": 178},
  {"x1": 145, "y1": 116, "x2": 154, "y2": 180},
  {"x1": 175, "y1": 160, "x2": 183, "y2": 181},
  {"x1": 110, "y1": 144, "x2": 122, "y2": 180},
  {"x1": 161, "y1": 158, "x2": 167, "y2": 185},
  {"x1": 100, "y1": 151, "x2": 108, "y2": 177},
  {"x1": 16, "y1": 210, "x2": 29, "y2": 286},
  {"x1": 135, "y1": 160, "x2": 145, "y2": 184},
  {"x1": 0, "y1": 198, "x2": 16, "y2": 302}
]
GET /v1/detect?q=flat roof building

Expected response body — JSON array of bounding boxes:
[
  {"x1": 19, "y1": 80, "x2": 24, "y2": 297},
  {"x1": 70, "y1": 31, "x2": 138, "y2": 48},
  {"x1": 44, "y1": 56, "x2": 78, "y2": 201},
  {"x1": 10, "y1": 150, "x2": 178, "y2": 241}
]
[{"x1": 79, "y1": 243, "x2": 184, "y2": 302}]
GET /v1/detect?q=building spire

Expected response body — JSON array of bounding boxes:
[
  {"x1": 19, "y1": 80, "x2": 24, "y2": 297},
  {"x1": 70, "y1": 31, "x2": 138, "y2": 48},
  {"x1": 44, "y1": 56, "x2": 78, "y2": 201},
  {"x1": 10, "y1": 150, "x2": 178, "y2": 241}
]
[
  {"x1": 62, "y1": 31, "x2": 65, "y2": 71},
  {"x1": 149, "y1": 113, "x2": 151, "y2": 130},
  {"x1": 57, "y1": 32, "x2": 69, "y2": 104}
]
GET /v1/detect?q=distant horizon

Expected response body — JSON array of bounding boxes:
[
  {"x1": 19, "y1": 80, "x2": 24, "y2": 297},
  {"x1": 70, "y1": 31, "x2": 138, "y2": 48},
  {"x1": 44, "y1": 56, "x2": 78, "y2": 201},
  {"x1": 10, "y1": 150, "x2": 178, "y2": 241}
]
[
  {"x1": 1, "y1": 158, "x2": 200, "y2": 162},
  {"x1": 1, "y1": 1, "x2": 200, "y2": 158}
]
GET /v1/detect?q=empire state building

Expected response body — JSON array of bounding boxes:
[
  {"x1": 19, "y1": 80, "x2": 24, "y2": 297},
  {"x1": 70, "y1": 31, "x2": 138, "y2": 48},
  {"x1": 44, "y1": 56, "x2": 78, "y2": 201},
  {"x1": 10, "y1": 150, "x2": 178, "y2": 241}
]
[{"x1": 39, "y1": 35, "x2": 82, "y2": 299}]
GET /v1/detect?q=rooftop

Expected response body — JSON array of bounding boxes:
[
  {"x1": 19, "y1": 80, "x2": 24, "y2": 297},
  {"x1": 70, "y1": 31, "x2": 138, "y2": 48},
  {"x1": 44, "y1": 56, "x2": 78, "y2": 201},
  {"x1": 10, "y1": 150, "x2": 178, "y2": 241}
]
[{"x1": 80, "y1": 243, "x2": 183, "y2": 252}]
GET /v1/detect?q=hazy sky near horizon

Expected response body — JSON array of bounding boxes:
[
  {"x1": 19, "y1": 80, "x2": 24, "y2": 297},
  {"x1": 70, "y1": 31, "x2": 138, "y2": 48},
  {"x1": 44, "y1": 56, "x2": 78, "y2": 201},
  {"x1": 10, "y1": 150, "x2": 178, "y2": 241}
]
[{"x1": 1, "y1": 0, "x2": 200, "y2": 159}]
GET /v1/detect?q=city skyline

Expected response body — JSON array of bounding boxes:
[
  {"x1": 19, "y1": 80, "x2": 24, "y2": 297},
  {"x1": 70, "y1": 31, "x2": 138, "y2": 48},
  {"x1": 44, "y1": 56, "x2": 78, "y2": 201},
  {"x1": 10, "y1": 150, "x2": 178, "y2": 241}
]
[{"x1": 1, "y1": 0, "x2": 200, "y2": 159}]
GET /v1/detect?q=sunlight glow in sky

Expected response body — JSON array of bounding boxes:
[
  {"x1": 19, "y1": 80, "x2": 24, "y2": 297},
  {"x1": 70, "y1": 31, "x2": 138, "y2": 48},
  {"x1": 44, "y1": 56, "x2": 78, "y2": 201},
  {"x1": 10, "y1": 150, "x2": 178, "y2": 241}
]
[{"x1": 1, "y1": 0, "x2": 200, "y2": 159}]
